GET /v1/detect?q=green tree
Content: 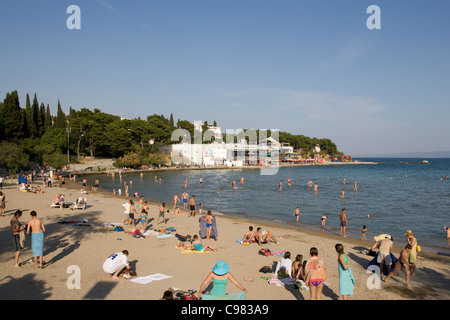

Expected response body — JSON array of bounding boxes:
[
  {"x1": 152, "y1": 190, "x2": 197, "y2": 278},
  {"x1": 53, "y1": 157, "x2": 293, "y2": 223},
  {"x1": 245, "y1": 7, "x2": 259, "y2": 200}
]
[
  {"x1": 45, "y1": 104, "x2": 52, "y2": 129},
  {"x1": 2, "y1": 91, "x2": 23, "y2": 140},
  {"x1": 0, "y1": 141, "x2": 29, "y2": 172},
  {"x1": 31, "y1": 93, "x2": 40, "y2": 138},
  {"x1": 54, "y1": 100, "x2": 66, "y2": 129}
]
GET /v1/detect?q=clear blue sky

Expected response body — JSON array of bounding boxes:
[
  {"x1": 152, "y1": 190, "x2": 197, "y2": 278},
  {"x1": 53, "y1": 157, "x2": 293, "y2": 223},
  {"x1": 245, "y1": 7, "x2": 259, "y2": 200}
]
[{"x1": 1, "y1": 0, "x2": 449, "y2": 156}]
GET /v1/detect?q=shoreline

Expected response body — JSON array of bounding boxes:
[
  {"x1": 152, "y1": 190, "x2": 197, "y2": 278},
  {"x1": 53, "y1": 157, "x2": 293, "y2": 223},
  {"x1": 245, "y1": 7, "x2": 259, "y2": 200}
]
[{"x1": 65, "y1": 160, "x2": 380, "y2": 176}]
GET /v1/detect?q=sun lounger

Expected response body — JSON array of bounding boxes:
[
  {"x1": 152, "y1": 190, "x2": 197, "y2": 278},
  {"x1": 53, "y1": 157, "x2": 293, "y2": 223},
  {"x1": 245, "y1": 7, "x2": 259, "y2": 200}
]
[
  {"x1": 50, "y1": 202, "x2": 61, "y2": 208},
  {"x1": 71, "y1": 198, "x2": 87, "y2": 210}
]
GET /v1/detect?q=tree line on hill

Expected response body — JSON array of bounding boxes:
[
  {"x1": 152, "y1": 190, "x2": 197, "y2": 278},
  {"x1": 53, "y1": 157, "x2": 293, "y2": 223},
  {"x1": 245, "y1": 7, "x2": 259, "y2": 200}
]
[{"x1": 0, "y1": 90, "x2": 342, "y2": 173}]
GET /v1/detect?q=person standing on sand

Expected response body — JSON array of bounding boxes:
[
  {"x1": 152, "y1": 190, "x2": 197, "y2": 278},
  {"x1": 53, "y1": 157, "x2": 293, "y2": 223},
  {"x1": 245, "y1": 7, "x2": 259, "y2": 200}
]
[
  {"x1": 173, "y1": 193, "x2": 180, "y2": 210},
  {"x1": 385, "y1": 244, "x2": 413, "y2": 288},
  {"x1": 188, "y1": 196, "x2": 196, "y2": 217},
  {"x1": 0, "y1": 191, "x2": 5, "y2": 216},
  {"x1": 157, "y1": 203, "x2": 166, "y2": 225},
  {"x1": 304, "y1": 247, "x2": 327, "y2": 300},
  {"x1": 405, "y1": 230, "x2": 417, "y2": 275},
  {"x1": 11, "y1": 210, "x2": 26, "y2": 268},
  {"x1": 122, "y1": 200, "x2": 133, "y2": 226},
  {"x1": 201, "y1": 210, "x2": 215, "y2": 241},
  {"x1": 339, "y1": 208, "x2": 347, "y2": 237},
  {"x1": 182, "y1": 191, "x2": 189, "y2": 210},
  {"x1": 27, "y1": 211, "x2": 45, "y2": 269},
  {"x1": 335, "y1": 244, "x2": 354, "y2": 300}
]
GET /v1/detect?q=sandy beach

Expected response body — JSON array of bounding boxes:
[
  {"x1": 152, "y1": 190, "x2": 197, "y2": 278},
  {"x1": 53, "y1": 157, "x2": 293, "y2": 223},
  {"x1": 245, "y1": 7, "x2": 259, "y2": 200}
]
[{"x1": 0, "y1": 176, "x2": 449, "y2": 301}]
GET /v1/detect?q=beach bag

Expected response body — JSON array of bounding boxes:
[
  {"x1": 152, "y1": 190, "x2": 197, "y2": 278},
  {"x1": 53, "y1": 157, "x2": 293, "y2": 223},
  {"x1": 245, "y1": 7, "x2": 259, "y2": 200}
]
[
  {"x1": 259, "y1": 248, "x2": 271, "y2": 256},
  {"x1": 176, "y1": 290, "x2": 199, "y2": 300},
  {"x1": 114, "y1": 226, "x2": 124, "y2": 232},
  {"x1": 259, "y1": 266, "x2": 272, "y2": 273}
]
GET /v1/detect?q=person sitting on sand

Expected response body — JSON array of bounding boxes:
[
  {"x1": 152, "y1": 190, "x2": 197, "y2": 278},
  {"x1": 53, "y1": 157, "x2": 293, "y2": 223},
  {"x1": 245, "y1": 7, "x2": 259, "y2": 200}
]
[
  {"x1": 242, "y1": 226, "x2": 255, "y2": 243},
  {"x1": 198, "y1": 260, "x2": 247, "y2": 298},
  {"x1": 292, "y1": 255, "x2": 305, "y2": 281},
  {"x1": 274, "y1": 251, "x2": 293, "y2": 278},
  {"x1": 103, "y1": 250, "x2": 130, "y2": 279},
  {"x1": 255, "y1": 227, "x2": 279, "y2": 245},
  {"x1": 181, "y1": 235, "x2": 216, "y2": 252}
]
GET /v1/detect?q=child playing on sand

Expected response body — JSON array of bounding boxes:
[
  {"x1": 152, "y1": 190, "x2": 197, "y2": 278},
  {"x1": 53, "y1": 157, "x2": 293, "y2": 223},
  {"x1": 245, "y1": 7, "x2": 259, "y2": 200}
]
[
  {"x1": 201, "y1": 210, "x2": 214, "y2": 241},
  {"x1": 139, "y1": 208, "x2": 148, "y2": 231}
]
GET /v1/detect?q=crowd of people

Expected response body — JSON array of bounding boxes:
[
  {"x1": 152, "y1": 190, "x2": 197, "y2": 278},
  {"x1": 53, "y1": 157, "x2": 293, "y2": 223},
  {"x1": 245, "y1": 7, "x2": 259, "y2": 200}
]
[{"x1": 1, "y1": 169, "x2": 443, "y2": 301}]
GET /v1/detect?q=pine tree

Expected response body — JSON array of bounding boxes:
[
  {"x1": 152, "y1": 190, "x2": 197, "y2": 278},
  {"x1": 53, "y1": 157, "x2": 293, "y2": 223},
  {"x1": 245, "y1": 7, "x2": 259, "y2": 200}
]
[
  {"x1": 54, "y1": 100, "x2": 67, "y2": 128},
  {"x1": 2, "y1": 91, "x2": 23, "y2": 140},
  {"x1": 39, "y1": 103, "x2": 46, "y2": 135},
  {"x1": 25, "y1": 93, "x2": 33, "y2": 137},
  {"x1": 45, "y1": 104, "x2": 52, "y2": 128},
  {"x1": 31, "y1": 93, "x2": 40, "y2": 138}
]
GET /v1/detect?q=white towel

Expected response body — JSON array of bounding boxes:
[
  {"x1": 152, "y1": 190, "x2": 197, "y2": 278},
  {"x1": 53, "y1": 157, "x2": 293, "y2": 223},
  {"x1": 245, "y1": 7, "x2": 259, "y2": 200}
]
[{"x1": 130, "y1": 273, "x2": 172, "y2": 284}]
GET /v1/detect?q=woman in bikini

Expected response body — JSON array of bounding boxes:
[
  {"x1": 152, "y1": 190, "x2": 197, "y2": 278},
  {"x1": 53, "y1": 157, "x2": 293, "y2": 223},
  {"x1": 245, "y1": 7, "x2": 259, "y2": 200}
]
[
  {"x1": 201, "y1": 210, "x2": 214, "y2": 241},
  {"x1": 304, "y1": 247, "x2": 327, "y2": 300}
]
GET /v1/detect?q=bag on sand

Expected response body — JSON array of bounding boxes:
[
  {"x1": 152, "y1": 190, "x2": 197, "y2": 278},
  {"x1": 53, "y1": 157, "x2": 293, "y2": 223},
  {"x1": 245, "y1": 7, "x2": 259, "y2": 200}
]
[{"x1": 259, "y1": 248, "x2": 271, "y2": 256}]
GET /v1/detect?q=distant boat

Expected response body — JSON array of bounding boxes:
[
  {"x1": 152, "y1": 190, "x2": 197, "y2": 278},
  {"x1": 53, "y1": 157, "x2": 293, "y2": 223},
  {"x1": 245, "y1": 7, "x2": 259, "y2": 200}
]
[{"x1": 418, "y1": 160, "x2": 429, "y2": 164}]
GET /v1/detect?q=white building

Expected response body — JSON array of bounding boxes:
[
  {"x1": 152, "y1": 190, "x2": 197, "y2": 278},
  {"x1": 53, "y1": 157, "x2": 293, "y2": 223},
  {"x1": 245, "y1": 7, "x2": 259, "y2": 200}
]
[{"x1": 170, "y1": 124, "x2": 287, "y2": 167}]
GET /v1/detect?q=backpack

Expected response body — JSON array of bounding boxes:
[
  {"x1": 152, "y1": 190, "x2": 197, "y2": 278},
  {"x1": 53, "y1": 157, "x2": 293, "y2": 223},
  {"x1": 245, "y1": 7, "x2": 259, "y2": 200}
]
[
  {"x1": 176, "y1": 290, "x2": 199, "y2": 300},
  {"x1": 259, "y1": 248, "x2": 271, "y2": 256}
]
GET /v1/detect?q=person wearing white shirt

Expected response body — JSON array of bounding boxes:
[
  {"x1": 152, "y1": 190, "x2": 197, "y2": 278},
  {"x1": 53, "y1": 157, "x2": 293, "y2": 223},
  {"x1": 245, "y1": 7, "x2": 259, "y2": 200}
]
[
  {"x1": 122, "y1": 200, "x2": 133, "y2": 225},
  {"x1": 103, "y1": 250, "x2": 130, "y2": 279},
  {"x1": 275, "y1": 251, "x2": 293, "y2": 278}
]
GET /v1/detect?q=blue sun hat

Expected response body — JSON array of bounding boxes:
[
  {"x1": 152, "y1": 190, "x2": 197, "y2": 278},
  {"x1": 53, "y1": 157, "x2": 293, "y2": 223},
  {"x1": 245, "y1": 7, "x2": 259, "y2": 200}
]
[{"x1": 212, "y1": 260, "x2": 230, "y2": 275}]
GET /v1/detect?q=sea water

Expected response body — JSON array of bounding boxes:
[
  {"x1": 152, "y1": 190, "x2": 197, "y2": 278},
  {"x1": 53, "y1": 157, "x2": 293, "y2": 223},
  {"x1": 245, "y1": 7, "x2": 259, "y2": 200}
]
[{"x1": 85, "y1": 158, "x2": 450, "y2": 252}]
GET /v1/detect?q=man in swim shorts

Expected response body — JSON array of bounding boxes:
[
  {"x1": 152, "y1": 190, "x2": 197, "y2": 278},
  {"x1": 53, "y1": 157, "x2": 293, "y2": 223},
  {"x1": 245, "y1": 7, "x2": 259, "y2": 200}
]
[
  {"x1": 11, "y1": 210, "x2": 26, "y2": 268},
  {"x1": 182, "y1": 191, "x2": 188, "y2": 210},
  {"x1": 27, "y1": 211, "x2": 46, "y2": 269},
  {"x1": 339, "y1": 208, "x2": 347, "y2": 237},
  {"x1": 157, "y1": 203, "x2": 166, "y2": 225},
  {"x1": 188, "y1": 196, "x2": 196, "y2": 217}
]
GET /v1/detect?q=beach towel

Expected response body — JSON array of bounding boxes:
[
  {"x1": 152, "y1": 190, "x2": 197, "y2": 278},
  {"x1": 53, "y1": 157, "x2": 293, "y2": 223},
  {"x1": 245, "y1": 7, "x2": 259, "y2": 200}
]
[
  {"x1": 19, "y1": 230, "x2": 26, "y2": 249},
  {"x1": 367, "y1": 252, "x2": 398, "y2": 275},
  {"x1": 156, "y1": 234, "x2": 175, "y2": 239},
  {"x1": 130, "y1": 273, "x2": 172, "y2": 285},
  {"x1": 58, "y1": 220, "x2": 91, "y2": 226},
  {"x1": 31, "y1": 232, "x2": 44, "y2": 257},
  {"x1": 199, "y1": 216, "x2": 218, "y2": 240},
  {"x1": 202, "y1": 291, "x2": 245, "y2": 300},
  {"x1": 181, "y1": 249, "x2": 210, "y2": 254},
  {"x1": 143, "y1": 230, "x2": 159, "y2": 236}
]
